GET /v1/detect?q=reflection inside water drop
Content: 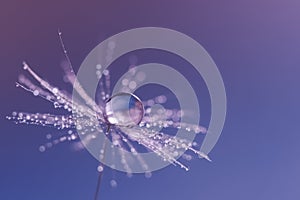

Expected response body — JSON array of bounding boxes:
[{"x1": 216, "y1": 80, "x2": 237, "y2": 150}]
[{"x1": 104, "y1": 92, "x2": 144, "y2": 127}]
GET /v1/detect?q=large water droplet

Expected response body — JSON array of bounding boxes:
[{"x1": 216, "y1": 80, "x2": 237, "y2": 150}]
[{"x1": 104, "y1": 92, "x2": 144, "y2": 127}]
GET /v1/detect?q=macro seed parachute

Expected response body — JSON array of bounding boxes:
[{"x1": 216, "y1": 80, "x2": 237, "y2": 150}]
[{"x1": 7, "y1": 34, "x2": 211, "y2": 177}]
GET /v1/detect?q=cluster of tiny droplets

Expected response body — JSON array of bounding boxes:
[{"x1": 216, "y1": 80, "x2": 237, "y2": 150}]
[{"x1": 7, "y1": 38, "x2": 211, "y2": 186}]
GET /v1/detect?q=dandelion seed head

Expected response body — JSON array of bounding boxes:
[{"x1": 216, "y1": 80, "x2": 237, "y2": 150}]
[{"x1": 9, "y1": 35, "x2": 212, "y2": 177}]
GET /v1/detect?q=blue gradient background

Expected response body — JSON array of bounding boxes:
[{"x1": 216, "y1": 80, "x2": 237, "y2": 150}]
[{"x1": 1, "y1": 0, "x2": 300, "y2": 199}]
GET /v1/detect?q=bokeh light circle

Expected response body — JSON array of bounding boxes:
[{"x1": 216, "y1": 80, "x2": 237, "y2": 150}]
[{"x1": 73, "y1": 27, "x2": 227, "y2": 173}]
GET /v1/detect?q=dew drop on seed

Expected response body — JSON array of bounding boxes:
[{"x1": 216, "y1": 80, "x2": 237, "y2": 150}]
[{"x1": 104, "y1": 92, "x2": 144, "y2": 127}]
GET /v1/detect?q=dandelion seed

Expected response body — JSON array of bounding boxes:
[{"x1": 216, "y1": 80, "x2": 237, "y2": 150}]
[{"x1": 8, "y1": 33, "x2": 211, "y2": 183}]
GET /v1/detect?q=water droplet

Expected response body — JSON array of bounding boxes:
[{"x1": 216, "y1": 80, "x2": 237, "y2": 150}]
[
  {"x1": 96, "y1": 64, "x2": 102, "y2": 70},
  {"x1": 33, "y1": 90, "x2": 39, "y2": 96},
  {"x1": 97, "y1": 165, "x2": 104, "y2": 172},
  {"x1": 122, "y1": 78, "x2": 129, "y2": 86},
  {"x1": 128, "y1": 81, "x2": 137, "y2": 90},
  {"x1": 110, "y1": 179, "x2": 117, "y2": 188},
  {"x1": 52, "y1": 88, "x2": 58, "y2": 94},
  {"x1": 104, "y1": 93, "x2": 144, "y2": 127},
  {"x1": 39, "y1": 145, "x2": 46, "y2": 152},
  {"x1": 103, "y1": 70, "x2": 109, "y2": 76}
]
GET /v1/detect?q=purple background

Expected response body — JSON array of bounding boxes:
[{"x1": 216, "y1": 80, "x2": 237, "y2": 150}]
[{"x1": 1, "y1": 0, "x2": 300, "y2": 199}]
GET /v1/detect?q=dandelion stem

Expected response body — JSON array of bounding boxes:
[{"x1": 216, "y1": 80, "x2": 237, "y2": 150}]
[
  {"x1": 94, "y1": 170, "x2": 104, "y2": 200},
  {"x1": 94, "y1": 136, "x2": 109, "y2": 200}
]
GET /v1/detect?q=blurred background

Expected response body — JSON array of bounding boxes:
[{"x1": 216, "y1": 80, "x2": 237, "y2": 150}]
[{"x1": 0, "y1": 0, "x2": 300, "y2": 199}]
